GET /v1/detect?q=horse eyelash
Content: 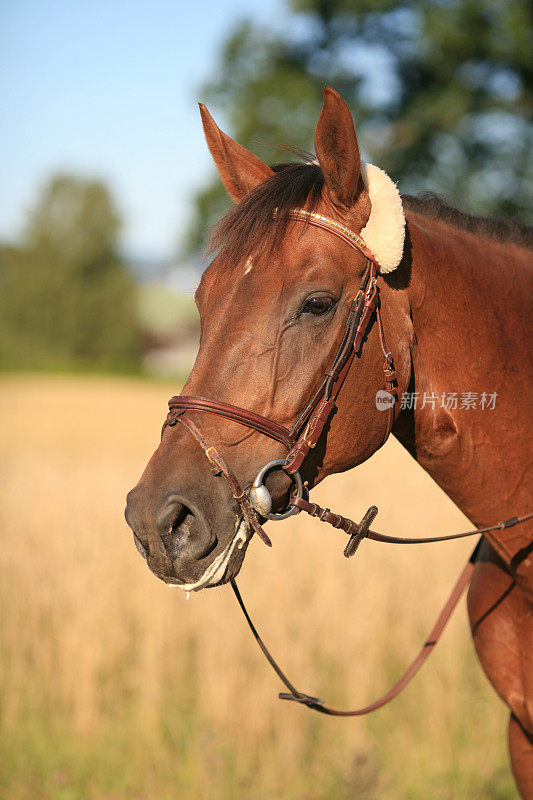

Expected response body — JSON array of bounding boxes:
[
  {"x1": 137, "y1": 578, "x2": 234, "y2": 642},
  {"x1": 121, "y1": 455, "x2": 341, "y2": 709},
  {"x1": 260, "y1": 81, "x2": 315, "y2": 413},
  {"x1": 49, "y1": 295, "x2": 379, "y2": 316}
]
[{"x1": 297, "y1": 296, "x2": 337, "y2": 319}]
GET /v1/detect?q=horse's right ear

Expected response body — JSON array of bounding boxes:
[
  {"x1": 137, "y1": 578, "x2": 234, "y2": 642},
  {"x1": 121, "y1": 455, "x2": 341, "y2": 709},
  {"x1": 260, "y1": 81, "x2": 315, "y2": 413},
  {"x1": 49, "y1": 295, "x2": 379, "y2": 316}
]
[{"x1": 199, "y1": 104, "x2": 273, "y2": 202}]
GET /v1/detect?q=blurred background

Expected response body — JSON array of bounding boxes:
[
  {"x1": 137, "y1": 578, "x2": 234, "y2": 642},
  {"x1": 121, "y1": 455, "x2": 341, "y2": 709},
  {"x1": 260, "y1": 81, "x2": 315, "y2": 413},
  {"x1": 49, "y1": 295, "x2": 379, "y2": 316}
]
[{"x1": 1, "y1": 1, "x2": 531, "y2": 798}]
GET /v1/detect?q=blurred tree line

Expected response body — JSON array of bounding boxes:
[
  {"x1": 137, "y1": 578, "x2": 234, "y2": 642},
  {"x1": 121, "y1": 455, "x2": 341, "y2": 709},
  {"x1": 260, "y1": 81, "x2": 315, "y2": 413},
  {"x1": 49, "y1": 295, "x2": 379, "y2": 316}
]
[
  {"x1": 188, "y1": 0, "x2": 532, "y2": 251},
  {"x1": 2, "y1": 0, "x2": 530, "y2": 373},
  {"x1": 0, "y1": 175, "x2": 139, "y2": 371}
]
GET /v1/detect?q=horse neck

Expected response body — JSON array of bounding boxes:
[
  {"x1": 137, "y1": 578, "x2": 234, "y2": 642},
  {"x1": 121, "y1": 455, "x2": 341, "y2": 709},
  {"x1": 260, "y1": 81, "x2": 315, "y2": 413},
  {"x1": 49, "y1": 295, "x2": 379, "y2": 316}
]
[{"x1": 395, "y1": 210, "x2": 532, "y2": 536}]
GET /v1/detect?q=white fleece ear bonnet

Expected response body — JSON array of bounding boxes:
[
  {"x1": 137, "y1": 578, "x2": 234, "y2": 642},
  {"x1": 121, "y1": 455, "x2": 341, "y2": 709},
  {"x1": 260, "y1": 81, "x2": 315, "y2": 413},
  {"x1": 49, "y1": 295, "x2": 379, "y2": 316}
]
[
  {"x1": 359, "y1": 163, "x2": 405, "y2": 273},
  {"x1": 307, "y1": 159, "x2": 405, "y2": 272}
]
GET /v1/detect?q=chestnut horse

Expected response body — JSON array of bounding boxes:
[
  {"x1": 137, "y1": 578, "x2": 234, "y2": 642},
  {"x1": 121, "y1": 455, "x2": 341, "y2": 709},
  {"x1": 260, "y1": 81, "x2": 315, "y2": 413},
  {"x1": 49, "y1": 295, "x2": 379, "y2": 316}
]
[{"x1": 125, "y1": 87, "x2": 533, "y2": 795}]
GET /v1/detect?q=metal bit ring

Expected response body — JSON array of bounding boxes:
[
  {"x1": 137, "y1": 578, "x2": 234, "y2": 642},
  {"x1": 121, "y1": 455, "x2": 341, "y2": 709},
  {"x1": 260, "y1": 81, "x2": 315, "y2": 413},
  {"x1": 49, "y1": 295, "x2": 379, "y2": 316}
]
[{"x1": 251, "y1": 459, "x2": 303, "y2": 520}]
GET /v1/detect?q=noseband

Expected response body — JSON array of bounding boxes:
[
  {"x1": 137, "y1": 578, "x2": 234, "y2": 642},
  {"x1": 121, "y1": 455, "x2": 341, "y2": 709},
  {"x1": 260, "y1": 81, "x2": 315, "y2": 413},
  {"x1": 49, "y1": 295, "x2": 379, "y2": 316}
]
[{"x1": 162, "y1": 208, "x2": 533, "y2": 716}]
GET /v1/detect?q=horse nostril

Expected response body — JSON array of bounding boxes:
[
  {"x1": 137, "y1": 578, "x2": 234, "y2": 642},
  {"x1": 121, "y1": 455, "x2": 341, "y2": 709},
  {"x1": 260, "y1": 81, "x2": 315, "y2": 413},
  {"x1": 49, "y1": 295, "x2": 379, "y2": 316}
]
[
  {"x1": 159, "y1": 496, "x2": 216, "y2": 562},
  {"x1": 161, "y1": 502, "x2": 187, "y2": 551}
]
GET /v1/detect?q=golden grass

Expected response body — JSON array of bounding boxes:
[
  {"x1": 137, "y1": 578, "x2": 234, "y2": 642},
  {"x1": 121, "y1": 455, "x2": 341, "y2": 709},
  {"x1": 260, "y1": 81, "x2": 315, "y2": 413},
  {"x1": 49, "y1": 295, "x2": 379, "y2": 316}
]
[{"x1": 0, "y1": 375, "x2": 516, "y2": 799}]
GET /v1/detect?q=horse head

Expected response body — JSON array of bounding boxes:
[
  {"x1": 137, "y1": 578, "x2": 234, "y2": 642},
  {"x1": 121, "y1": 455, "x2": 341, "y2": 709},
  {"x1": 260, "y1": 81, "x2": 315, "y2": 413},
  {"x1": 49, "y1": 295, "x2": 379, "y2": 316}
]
[{"x1": 125, "y1": 87, "x2": 411, "y2": 589}]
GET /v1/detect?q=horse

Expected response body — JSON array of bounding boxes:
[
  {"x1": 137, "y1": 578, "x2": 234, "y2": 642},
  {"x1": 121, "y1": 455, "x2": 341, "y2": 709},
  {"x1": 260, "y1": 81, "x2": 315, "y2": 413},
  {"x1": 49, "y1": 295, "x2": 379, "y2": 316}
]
[{"x1": 125, "y1": 87, "x2": 533, "y2": 796}]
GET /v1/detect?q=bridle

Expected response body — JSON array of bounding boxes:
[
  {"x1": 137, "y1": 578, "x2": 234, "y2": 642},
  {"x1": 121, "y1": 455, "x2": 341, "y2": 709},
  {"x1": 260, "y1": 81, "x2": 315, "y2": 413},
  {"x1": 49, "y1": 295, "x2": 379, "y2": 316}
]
[
  {"x1": 166, "y1": 209, "x2": 397, "y2": 532},
  {"x1": 163, "y1": 208, "x2": 532, "y2": 715}
]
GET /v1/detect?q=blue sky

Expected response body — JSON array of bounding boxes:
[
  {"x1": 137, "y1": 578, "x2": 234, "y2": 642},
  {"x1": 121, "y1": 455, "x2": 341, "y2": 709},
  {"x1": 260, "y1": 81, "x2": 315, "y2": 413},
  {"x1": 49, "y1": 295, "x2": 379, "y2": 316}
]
[{"x1": 1, "y1": 0, "x2": 285, "y2": 262}]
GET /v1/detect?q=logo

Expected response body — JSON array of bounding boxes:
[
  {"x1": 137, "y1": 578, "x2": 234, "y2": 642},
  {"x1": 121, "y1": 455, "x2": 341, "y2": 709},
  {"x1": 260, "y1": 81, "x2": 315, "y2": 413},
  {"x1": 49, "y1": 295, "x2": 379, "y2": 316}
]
[{"x1": 375, "y1": 390, "x2": 395, "y2": 411}]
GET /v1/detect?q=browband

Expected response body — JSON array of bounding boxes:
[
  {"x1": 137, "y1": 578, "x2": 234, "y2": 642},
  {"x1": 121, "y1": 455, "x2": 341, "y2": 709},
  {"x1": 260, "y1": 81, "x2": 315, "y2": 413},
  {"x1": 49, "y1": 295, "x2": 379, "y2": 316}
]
[{"x1": 288, "y1": 208, "x2": 379, "y2": 265}]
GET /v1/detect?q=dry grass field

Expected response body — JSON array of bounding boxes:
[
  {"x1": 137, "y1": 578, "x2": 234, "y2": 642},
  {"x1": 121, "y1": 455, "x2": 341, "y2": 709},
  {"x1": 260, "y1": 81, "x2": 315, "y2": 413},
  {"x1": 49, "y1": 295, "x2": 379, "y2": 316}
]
[{"x1": 0, "y1": 375, "x2": 516, "y2": 800}]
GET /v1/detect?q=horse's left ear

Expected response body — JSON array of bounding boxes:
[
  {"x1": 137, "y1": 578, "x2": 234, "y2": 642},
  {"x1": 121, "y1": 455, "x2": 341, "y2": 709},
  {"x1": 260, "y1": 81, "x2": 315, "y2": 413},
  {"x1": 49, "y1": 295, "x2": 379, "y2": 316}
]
[
  {"x1": 314, "y1": 86, "x2": 363, "y2": 208},
  {"x1": 199, "y1": 103, "x2": 274, "y2": 202}
]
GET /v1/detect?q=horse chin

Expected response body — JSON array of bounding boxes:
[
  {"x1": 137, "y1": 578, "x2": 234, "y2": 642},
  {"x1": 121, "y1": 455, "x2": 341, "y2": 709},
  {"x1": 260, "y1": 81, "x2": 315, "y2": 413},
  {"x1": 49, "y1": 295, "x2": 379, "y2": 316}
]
[{"x1": 164, "y1": 516, "x2": 251, "y2": 592}]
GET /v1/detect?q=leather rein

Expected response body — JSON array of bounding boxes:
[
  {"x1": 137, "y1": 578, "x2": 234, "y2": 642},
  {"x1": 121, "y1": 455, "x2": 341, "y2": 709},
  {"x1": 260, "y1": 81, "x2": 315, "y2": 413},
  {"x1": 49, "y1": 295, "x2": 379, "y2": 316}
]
[{"x1": 163, "y1": 208, "x2": 533, "y2": 716}]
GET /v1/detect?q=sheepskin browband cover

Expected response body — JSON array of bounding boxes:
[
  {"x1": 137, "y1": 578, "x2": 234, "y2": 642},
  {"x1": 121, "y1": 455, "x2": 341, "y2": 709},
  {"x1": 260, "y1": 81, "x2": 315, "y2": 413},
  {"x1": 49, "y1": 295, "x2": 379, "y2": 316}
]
[
  {"x1": 360, "y1": 163, "x2": 405, "y2": 273},
  {"x1": 306, "y1": 159, "x2": 405, "y2": 272}
]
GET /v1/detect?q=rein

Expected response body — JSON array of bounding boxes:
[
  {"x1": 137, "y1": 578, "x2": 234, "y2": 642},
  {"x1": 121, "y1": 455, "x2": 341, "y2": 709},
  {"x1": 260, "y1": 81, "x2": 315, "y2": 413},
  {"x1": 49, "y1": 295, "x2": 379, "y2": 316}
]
[{"x1": 164, "y1": 208, "x2": 533, "y2": 716}]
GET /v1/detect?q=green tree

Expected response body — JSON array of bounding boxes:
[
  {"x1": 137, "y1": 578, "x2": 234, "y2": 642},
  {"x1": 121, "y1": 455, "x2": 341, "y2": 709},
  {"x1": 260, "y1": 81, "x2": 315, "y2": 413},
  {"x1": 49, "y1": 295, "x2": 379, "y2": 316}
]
[
  {"x1": 188, "y1": 0, "x2": 532, "y2": 252},
  {"x1": 0, "y1": 175, "x2": 139, "y2": 370}
]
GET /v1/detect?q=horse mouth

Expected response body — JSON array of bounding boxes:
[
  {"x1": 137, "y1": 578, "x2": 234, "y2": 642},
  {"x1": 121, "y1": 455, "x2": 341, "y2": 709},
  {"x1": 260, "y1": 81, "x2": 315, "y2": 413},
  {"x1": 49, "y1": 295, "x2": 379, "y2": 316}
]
[{"x1": 163, "y1": 516, "x2": 251, "y2": 592}]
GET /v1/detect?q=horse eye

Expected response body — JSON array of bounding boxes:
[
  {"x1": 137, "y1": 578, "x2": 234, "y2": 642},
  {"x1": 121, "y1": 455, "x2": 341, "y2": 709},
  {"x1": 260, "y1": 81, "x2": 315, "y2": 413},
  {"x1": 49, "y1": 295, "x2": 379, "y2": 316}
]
[{"x1": 302, "y1": 297, "x2": 334, "y2": 316}]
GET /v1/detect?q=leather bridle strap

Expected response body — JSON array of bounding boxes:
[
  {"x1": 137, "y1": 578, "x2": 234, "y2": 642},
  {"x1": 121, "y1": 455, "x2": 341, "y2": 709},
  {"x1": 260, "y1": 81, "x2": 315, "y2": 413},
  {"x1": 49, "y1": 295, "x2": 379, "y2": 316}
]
[
  {"x1": 168, "y1": 415, "x2": 533, "y2": 714},
  {"x1": 229, "y1": 511, "x2": 532, "y2": 715},
  {"x1": 167, "y1": 396, "x2": 294, "y2": 449},
  {"x1": 283, "y1": 262, "x2": 380, "y2": 474},
  {"x1": 287, "y1": 208, "x2": 378, "y2": 264},
  {"x1": 168, "y1": 405, "x2": 533, "y2": 555},
  {"x1": 177, "y1": 415, "x2": 273, "y2": 548},
  {"x1": 175, "y1": 424, "x2": 533, "y2": 720},
  {"x1": 290, "y1": 498, "x2": 533, "y2": 558},
  {"x1": 231, "y1": 541, "x2": 480, "y2": 716}
]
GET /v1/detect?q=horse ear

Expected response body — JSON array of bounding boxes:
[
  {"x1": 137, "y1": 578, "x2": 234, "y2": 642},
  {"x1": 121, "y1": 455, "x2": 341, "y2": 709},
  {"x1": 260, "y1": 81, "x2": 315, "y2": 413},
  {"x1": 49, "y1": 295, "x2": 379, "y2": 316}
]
[
  {"x1": 314, "y1": 86, "x2": 362, "y2": 208},
  {"x1": 199, "y1": 104, "x2": 273, "y2": 202}
]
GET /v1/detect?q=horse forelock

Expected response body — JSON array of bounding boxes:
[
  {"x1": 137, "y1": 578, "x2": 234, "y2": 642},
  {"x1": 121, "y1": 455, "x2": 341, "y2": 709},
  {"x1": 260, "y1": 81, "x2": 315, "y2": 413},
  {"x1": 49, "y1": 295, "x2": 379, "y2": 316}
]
[{"x1": 207, "y1": 160, "x2": 325, "y2": 267}]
